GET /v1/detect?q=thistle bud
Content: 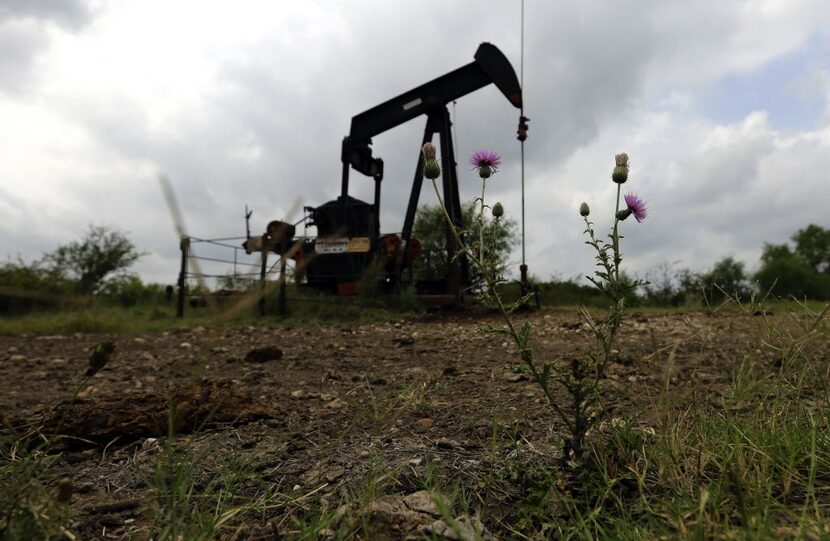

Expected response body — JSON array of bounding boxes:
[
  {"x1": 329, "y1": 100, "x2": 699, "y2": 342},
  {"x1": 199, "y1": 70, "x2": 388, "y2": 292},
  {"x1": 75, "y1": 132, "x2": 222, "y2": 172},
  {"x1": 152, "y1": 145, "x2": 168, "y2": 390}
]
[
  {"x1": 423, "y1": 159, "x2": 441, "y2": 180},
  {"x1": 612, "y1": 166, "x2": 629, "y2": 184},
  {"x1": 615, "y1": 153, "x2": 629, "y2": 167},
  {"x1": 422, "y1": 142, "x2": 437, "y2": 161},
  {"x1": 612, "y1": 153, "x2": 629, "y2": 184},
  {"x1": 579, "y1": 202, "x2": 590, "y2": 217},
  {"x1": 478, "y1": 165, "x2": 492, "y2": 179},
  {"x1": 87, "y1": 340, "x2": 115, "y2": 377},
  {"x1": 492, "y1": 202, "x2": 504, "y2": 218},
  {"x1": 616, "y1": 208, "x2": 633, "y2": 220}
]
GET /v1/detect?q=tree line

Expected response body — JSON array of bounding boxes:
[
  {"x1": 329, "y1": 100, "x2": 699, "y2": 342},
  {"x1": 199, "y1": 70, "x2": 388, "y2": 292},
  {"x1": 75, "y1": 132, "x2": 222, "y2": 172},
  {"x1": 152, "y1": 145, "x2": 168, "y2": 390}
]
[
  {"x1": 2, "y1": 219, "x2": 829, "y2": 315},
  {"x1": 0, "y1": 225, "x2": 161, "y2": 314},
  {"x1": 640, "y1": 224, "x2": 830, "y2": 305}
]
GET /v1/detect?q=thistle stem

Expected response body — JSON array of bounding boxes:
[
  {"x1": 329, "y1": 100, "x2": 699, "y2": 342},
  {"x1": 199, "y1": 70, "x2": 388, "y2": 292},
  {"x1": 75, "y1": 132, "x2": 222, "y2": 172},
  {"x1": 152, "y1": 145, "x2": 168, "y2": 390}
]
[
  {"x1": 479, "y1": 179, "x2": 486, "y2": 268},
  {"x1": 489, "y1": 284, "x2": 575, "y2": 433},
  {"x1": 432, "y1": 177, "x2": 574, "y2": 433},
  {"x1": 612, "y1": 183, "x2": 621, "y2": 284},
  {"x1": 431, "y1": 180, "x2": 466, "y2": 256}
]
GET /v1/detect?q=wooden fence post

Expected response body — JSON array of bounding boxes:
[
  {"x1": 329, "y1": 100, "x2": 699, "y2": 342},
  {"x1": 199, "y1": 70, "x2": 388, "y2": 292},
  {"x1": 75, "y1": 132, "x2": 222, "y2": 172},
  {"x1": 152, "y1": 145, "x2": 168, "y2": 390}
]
[
  {"x1": 278, "y1": 237, "x2": 287, "y2": 317},
  {"x1": 177, "y1": 236, "x2": 189, "y2": 318},
  {"x1": 259, "y1": 251, "x2": 268, "y2": 316}
]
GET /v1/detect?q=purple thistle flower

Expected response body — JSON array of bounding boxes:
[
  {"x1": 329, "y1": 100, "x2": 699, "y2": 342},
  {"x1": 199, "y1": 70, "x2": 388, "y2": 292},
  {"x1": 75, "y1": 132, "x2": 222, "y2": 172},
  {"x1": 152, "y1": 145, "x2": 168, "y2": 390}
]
[
  {"x1": 469, "y1": 150, "x2": 501, "y2": 178},
  {"x1": 469, "y1": 150, "x2": 501, "y2": 169},
  {"x1": 624, "y1": 193, "x2": 648, "y2": 223}
]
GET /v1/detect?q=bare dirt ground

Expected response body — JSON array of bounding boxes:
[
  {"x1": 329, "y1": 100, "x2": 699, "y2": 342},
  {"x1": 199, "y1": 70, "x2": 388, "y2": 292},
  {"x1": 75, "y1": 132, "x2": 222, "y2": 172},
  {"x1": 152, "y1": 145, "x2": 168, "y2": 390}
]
[{"x1": 0, "y1": 308, "x2": 780, "y2": 539}]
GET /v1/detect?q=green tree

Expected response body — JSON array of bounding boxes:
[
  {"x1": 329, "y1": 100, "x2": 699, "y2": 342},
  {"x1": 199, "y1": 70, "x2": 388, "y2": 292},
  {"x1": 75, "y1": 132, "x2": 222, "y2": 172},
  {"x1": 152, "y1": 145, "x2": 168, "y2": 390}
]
[
  {"x1": 792, "y1": 224, "x2": 830, "y2": 274},
  {"x1": 701, "y1": 256, "x2": 749, "y2": 302},
  {"x1": 755, "y1": 242, "x2": 830, "y2": 299},
  {"x1": 412, "y1": 201, "x2": 518, "y2": 283},
  {"x1": 45, "y1": 225, "x2": 143, "y2": 295}
]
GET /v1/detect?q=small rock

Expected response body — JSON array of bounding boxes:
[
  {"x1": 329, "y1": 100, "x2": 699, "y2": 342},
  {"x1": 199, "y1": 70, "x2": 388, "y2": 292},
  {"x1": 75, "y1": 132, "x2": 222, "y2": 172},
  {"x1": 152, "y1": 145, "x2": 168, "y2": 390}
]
[
  {"x1": 416, "y1": 418, "x2": 434, "y2": 429},
  {"x1": 392, "y1": 337, "x2": 415, "y2": 347},
  {"x1": 244, "y1": 346, "x2": 283, "y2": 363},
  {"x1": 325, "y1": 466, "x2": 345, "y2": 483},
  {"x1": 141, "y1": 352, "x2": 155, "y2": 361},
  {"x1": 435, "y1": 437, "x2": 460, "y2": 450},
  {"x1": 77, "y1": 385, "x2": 96, "y2": 399},
  {"x1": 133, "y1": 337, "x2": 146, "y2": 344},
  {"x1": 403, "y1": 490, "x2": 447, "y2": 516},
  {"x1": 359, "y1": 449, "x2": 370, "y2": 458},
  {"x1": 325, "y1": 398, "x2": 346, "y2": 409},
  {"x1": 142, "y1": 438, "x2": 160, "y2": 450},
  {"x1": 318, "y1": 528, "x2": 336, "y2": 540},
  {"x1": 179, "y1": 342, "x2": 192, "y2": 349},
  {"x1": 8, "y1": 354, "x2": 27, "y2": 362},
  {"x1": 290, "y1": 390, "x2": 305, "y2": 399},
  {"x1": 323, "y1": 370, "x2": 343, "y2": 382},
  {"x1": 424, "y1": 514, "x2": 492, "y2": 540},
  {"x1": 502, "y1": 371, "x2": 527, "y2": 382}
]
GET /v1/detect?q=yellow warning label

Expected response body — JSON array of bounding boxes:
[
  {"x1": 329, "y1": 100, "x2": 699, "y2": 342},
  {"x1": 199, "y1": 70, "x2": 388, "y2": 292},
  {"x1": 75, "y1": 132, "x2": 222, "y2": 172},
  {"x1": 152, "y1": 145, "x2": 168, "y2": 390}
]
[{"x1": 348, "y1": 237, "x2": 371, "y2": 253}]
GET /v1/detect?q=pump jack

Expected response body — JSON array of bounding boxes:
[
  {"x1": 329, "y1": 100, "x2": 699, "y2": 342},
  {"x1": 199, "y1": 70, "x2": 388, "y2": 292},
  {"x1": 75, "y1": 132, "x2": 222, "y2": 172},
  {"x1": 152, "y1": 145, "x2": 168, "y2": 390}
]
[{"x1": 244, "y1": 43, "x2": 522, "y2": 301}]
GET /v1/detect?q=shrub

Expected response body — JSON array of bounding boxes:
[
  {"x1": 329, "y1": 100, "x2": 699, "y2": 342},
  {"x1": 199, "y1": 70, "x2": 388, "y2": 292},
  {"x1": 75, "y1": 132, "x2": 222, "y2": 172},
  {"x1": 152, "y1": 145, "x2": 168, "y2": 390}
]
[{"x1": 0, "y1": 259, "x2": 75, "y2": 315}]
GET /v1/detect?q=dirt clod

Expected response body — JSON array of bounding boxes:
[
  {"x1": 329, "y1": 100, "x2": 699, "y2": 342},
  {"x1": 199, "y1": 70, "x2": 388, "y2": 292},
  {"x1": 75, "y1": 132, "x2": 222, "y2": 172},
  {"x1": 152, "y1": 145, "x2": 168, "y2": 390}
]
[
  {"x1": 41, "y1": 379, "x2": 276, "y2": 447},
  {"x1": 244, "y1": 345, "x2": 283, "y2": 363}
]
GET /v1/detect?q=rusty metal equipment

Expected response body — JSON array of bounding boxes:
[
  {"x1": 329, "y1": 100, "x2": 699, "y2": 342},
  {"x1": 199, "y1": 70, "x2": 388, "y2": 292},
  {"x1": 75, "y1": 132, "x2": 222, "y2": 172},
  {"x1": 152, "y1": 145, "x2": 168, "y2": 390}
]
[{"x1": 245, "y1": 42, "x2": 522, "y2": 300}]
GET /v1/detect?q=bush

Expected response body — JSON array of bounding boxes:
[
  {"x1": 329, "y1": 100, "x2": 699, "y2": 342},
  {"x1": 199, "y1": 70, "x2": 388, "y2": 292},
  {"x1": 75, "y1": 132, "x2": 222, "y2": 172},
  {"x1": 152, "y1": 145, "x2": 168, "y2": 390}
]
[
  {"x1": 413, "y1": 201, "x2": 518, "y2": 286},
  {"x1": 0, "y1": 259, "x2": 75, "y2": 315},
  {"x1": 98, "y1": 276, "x2": 168, "y2": 307},
  {"x1": 533, "y1": 276, "x2": 607, "y2": 307}
]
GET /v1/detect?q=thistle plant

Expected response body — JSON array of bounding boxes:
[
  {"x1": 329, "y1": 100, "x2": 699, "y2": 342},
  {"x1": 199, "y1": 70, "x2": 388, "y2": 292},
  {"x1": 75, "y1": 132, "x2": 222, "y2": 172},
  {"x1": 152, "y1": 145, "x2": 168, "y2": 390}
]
[
  {"x1": 566, "y1": 152, "x2": 647, "y2": 459},
  {"x1": 424, "y1": 144, "x2": 647, "y2": 463}
]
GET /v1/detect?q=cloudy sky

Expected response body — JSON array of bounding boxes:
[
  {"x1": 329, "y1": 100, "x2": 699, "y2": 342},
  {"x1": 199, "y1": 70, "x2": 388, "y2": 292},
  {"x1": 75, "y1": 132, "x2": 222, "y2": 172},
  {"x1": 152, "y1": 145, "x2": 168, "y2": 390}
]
[{"x1": 2, "y1": 0, "x2": 830, "y2": 287}]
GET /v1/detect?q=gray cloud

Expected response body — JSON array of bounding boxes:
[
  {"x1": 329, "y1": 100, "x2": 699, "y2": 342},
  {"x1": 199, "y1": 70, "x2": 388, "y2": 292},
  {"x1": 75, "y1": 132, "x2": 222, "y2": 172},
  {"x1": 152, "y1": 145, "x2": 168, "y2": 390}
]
[
  {"x1": 0, "y1": 0, "x2": 94, "y2": 95},
  {"x1": 0, "y1": 0, "x2": 92, "y2": 28},
  {"x1": 0, "y1": 19, "x2": 46, "y2": 94},
  {"x1": 2, "y1": 1, "x2": 830, "y2": 287}
]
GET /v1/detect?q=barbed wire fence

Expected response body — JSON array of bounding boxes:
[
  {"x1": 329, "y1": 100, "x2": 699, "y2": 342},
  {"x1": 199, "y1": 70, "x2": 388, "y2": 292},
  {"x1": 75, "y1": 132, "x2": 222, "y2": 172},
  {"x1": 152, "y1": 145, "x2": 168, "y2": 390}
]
[
  {"x1": 176, "y1": 235, "x2": 293, "y2": 318},
  {"x1": 174, "y1": 227, "x2": 469, "y2": 319}
]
